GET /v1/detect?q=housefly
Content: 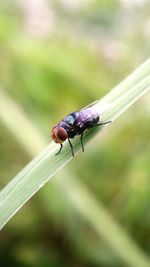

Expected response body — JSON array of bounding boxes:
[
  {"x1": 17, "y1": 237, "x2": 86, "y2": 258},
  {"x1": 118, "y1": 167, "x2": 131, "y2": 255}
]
[{"x1": 51, "y1": 102, "x2": 111, "y2": 156}]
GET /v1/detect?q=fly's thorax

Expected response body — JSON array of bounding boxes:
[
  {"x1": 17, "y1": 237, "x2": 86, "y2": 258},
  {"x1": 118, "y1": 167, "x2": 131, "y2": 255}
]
[
  {"x1": 63, "y1": 112, "x2": 80, "y2": 125},
  {"x1": 58, "y1": 121, "x2": 73, "y2": 132}
]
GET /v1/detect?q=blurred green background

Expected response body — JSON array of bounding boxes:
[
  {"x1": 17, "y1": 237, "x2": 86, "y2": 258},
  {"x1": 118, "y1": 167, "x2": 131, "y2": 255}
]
[{"x1": 0, "y1": 0, "x2": 150, "y2": 266}]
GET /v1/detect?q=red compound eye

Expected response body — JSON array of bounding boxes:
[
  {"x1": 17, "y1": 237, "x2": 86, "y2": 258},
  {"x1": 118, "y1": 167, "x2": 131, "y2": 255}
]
[{"x1": 52, "y1": 126, "x2": 68, "y2": 144}]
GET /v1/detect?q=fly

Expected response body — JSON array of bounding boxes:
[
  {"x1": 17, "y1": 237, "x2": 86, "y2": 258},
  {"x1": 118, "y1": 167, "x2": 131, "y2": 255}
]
[{"x1": 51, "y1": 102, "x2": 111, "y2": 156}]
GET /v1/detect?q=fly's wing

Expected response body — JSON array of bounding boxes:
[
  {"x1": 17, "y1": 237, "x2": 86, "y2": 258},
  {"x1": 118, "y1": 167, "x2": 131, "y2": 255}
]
[
  {"x1": 75, "y1": 101, "x2": 112, "y2": 128},
  {"x1": 82, "y1": 100, "x2": 99, "y2": 110},
  {"x1": 92, "y1": 102, "x2": 112, "y2": 115},
  {"x1": 71, "y1": 101, "x2": 97, "y2": 125},
  {"x1": 82, "y1": 101, "x2": 112, "y2": 115}
]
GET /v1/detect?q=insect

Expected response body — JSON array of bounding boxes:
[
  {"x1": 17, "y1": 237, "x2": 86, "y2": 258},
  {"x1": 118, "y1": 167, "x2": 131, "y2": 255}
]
[{"x1": 51, "y1": 102, "x2": 111, "y2": 156}]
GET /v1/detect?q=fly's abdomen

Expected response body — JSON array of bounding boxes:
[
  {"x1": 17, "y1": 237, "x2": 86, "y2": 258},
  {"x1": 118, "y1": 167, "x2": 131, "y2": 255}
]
[{"x1": 77, "y1": 109, "x2": 99, "y2": 128}]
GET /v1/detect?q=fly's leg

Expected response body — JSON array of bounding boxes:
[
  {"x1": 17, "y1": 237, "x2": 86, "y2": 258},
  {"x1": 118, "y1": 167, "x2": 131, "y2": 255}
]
[
  {"x1": 86, "y1": 120, "x2": 111, "y2": 129},
  {"x1": 95, "y1": 120, "x2": 111, "y2": 126},
  {"x1": 80, "y1": 131, "x2": 84, "y2": 152},
  {"x1": 68, "y1": 138, "x2": 74, "y2": 157},
  {"x1": 55, "y1": 144, "x2": 63, "y2": 156}
]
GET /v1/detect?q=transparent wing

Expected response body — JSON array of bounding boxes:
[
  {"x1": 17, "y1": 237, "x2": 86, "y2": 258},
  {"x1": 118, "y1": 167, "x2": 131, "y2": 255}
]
[
  {"x1": 82, "y1": 100, "x2": 99, "y2": 110},
  {"x1": 82, "y1": 100, "x2": 112, "y2": 115}
]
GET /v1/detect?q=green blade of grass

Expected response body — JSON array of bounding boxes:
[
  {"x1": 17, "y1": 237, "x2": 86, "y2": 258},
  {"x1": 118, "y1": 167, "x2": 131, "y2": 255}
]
[
  {"x1": 2, "y1": 91, "x2": 150, "y2": 267},
  {"x1": 0, "y1": 58, "x2": 150, "y2": 234}
]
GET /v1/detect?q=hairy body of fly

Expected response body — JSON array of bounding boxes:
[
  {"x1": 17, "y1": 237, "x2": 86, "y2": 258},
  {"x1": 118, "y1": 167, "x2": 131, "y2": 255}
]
[{"x1": 58, "y1": 108, "x2": 99, "y2": 138}]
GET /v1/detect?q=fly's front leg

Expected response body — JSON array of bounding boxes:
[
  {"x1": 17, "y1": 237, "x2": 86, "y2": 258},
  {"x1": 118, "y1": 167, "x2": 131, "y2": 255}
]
[{"x1": 55, "y1": 143, "x2": 63, "y2": 156}]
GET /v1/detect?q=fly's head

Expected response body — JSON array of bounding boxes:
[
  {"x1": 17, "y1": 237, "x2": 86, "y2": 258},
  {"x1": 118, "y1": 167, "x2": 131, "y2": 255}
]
[{"x1": 52, "y1": 126, "x2": 68, "y2": 144}]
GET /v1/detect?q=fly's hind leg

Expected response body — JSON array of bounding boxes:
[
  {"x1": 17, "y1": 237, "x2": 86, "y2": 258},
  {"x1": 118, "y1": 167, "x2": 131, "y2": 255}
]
[
  {"x1": 80, "y1": 131, "x2": 84, "y2": 152},
  {"x1": 55, "y1": 144, "x2": 63, "y2": 156},
  {"x1": 95, "y1": 120, "x2": 111, "y2": 126}
]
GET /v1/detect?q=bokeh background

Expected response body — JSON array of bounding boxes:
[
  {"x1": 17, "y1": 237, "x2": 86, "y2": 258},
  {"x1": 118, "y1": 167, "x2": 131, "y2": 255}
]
[{"x1": 0, "y1": 0, "x2": 150, "y2": 266}]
